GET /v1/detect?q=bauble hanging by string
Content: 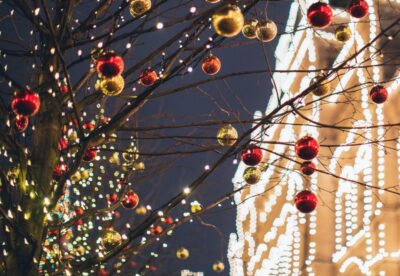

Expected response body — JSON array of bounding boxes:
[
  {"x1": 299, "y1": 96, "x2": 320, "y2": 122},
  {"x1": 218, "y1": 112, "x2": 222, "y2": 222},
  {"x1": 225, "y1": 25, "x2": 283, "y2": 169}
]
[
  {"x1": 133, "y1": 161, "x2": 145, "y2": 171},
  {"x1": 71, "y1": 171, "x2": 81, "y2": 183},
  {"x1": 300, "y1": 161, "x2": 316, "y2": 176},
  {"x1": 11, "y1": 89, "x2": 40, "y2": 116},
  {"x1": 129, "y1": 0, "x2": 152, "y2": 17},
  {"x1": 53, "y1": 162, "x2": 68, "y2": 179},
  {"x1": 242, "y1": 19, "x2": 258, "y2": 39},
  {"x1": 201, "y1": 55, "x2": 221, "y2": 75},
  {"x1": 212, "y1": 5, "x2": 244, "y2": 37},
  {"x1": 58, "y1": 137, "x2": 68, "y2": 151},
  {"x1": 295, "y1": 190, "x2": 317, "y2": 213},
  {"x1": 335, "y1": 25, "x2": 352, "y2": 42},
  {"x1": 122, "y1": 145, "x2": 140, "y2": 162},
  {"x1": 256, "y1": 19, "x2": 277, "y2": 42},
  {"x1": 14, "y1": 115, "x2": 28, "y2": 133},
  {"x1": 75, "y1": 207, "x2": 84, "y2": 216},
  {"x1": 97, "y1": 75, "x2": 125, "y2": 96},
  {"x1": 310, "y1": 74, "x2": 330, "y2": 96},
  {"x1": 164, "y1": 216, "x2": 174, "y2": 224},
  {"x1": 150, "y1": 225, "x2": 163, "y2": 235},
  {"x1": 96, "y1": 51, "x2": 124, "y2": 78},
  {"x1": 121, "y1": 190, "x2": 139, "y2": 209},
  {"x1": 212, "y1": 261, "x2": 225, "y2": 273},
  {"x1": 307, "y1": 2, "x2": 333, "y2": 29},
  {"x1": 370, "y1": 85, "x2": 388, "y2": 104},
  {"x1": 295, "y1": 136, "x2": 319, "y2": 160},
  {"x1": 176, "y1": 247, "x2": 189, "y2": 260},
  {"x1": 83, "y1": 147, "x2": 97, "y2": 162},
  {"x1": 243, "y1": 167, "x2": 262, "y2": 184},
  {"x1": 348, "y1": 0, "x2": 368, "y2": 18},
  {"x1": 101, "y1": 228, "x2": 122, "y2": 251},
  {"x1": 241, "y1": 144, "x2": 263, "y2": 166},
  {"x1": 217, "y1": 124, "x2": 238, "y2": 147},
  {"x1": 108, "y1": 193, "x2": 119, "y2": 204},
  {"x1": 139, "y1": 69, "x2": 158, "y2": 86},
  {"x1": 135, "y1": 206, "x2": 147, "y2": 215}
]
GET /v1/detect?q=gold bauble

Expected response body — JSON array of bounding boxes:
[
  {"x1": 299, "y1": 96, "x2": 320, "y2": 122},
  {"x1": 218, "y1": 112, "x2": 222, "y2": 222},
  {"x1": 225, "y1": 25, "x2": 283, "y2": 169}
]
[
  {"x1": 213, "y1": 261, "x2": 225, "y2": 272},
  {"x1": 122, "y1": 162, "x2": 134, "y2": 173},
  {"x1": 98, "y1": 75, "x2": 125, "y2": 96},
  {"x1": 256, "y1": 19, "x2": 277, "y2": 42},
  {"x1": 133, "y1": 161, "x2": 145, "y2": 171},
  {"x1": 135, "y1": 205, "x2": 147, "y2": 215},
  {"x1": 129, "y1": 0, "x2": 152, "y2": 17},
  {"x1": 217, "y1": 124, "x2": 238, "y2": 147},
  {"x1": 335, "y1": 25, "x2": 352, "y2": 42},
  {"x1": 101, "y1": 228, "x2": 122, "y2": 251},
  {"x1": 243, "y1": 167, "x2": 262, "y2": 184},
  {"x1": 212, "y1": 5, "x2": 244, "y2": 37},
  {"x1": 310, "y1": 75, "x2": 330, "y2": 96},
  {"x1": 190, "y1": 201, "x2": 202, "y2": 214},
  {"x1": 81, "y1": 170, "x2": 90, "y2": 180},
  {"x1": 70, "y1": 171, "x2": 81, "y2": 183},
  {"x1": 68, "y1": 131, "x2": 78, "y2": 141},
  {"x1": 122, "y1": 145, "x2": 139, "y2": 162},
  {"x1": 109, "y1": 152, "x2": 120, "y2": 165},
  {"x1": 242, "y1": 19, "x2": 258, "y2": 39},
  {"x1": 176, "y1": 247, "x2": 189, "y2": 260}
]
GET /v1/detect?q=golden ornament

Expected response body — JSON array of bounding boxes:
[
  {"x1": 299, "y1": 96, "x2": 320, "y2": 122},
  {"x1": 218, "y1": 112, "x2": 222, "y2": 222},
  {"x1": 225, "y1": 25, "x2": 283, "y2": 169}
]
[
  {"x1": 190, "y1": 201, "x2": 202, "y2": 214},
  {"x1": 205, "y1": 0, "x2": 220, "y2": 3},
  {"x1": 176, "y1": 247, "x2": 189, "y2": 260},
  {"x1": 133, "y1": 161, "x2": 145, "y2": 171},
  {"x1": 256, "y1": 19, "x2": 277, "y2": 42},
  {"x1": 122, "y1": 162, "x2": 134, "y2": 173},
  {"x1": 135, "y1": 205, "x2": 147, "y2": 215},
  {"x1": 243, "y1": 167, "x2": 262, "y2": 184},
  {"x1": 335, "y1": 25, "x2": 352, "y2": 42},
  {"x1": 97, "y1": 75, "x2": 125, "y2": 96},
  {"x1": 101, "y1": 228, "x2": 122, "y2": 251},
  {"x1": 310, "y1": 74, "x2": 330, "y2": 96},
  {"x1": 81, "y1": 170, "x2": 90, "y2": 180},
  {"x1": 213, "y1": 261, "x2": 225, "y2": 272},
  {"x1": 242, "y1": 19, "x2": 258, "y2": 39},
  {"x1": 217, "y1": 124, "x2": 238, "y2": 147},
  {"x1": 212, "y1": 5, "x2": 244, "y2": 37},
  {"x1": 129, "y1": 0, "x2": 151, "y2": 17},
  {"x1": 109, "y1": 152, "x2": 120, "y2": 165},
  {"x1": 122, "y1": 145, "x2": 139, "y2": 162},
  {"x1": 70, "y1": 171, "x2": 81, "y2": 183}
]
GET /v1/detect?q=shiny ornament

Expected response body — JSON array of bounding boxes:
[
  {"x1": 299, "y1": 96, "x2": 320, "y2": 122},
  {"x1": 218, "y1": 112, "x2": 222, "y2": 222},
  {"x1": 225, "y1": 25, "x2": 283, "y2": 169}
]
[
  {"x1": 71, "y1": 171, "x2": 81, "y2": 182},
  {"x1": 122, "y1": 145, "x2": 139, "y2": 162},
  {"x1": 295, "y1": 190, "x2": 317, "y2": 213},
  {"x1": 101, "y1": 228, "x2": 122, "y2": 251},
  {"x1": 14, "y1": 115, "x2": 28, "y2": 132},
  {"x1": 96, "y1": 51, "x2": 124, "y2": 78},
  {"x1": 205, "y1": 0, "x2": 220, "y2": 3},
  {"x1": 81, "y1": 170, "x2": 90, "y2": 180},
  {"x1": 139, "y1": 69, "x2": 158, "y2": 86},
  {"x1": 135, "y1": 206, "x2": 147, "y2": 215},
  {"x1": 58, "y1": 137, "x2": 68, "y2": 151},
  {"x1": 370, "y1": 85, "x2": 388, "y2": 104},
  {"x1": 176, "y1": 247, "x2": 189, "y2": 260},
  {"x1": 109, "y1": 152, "x2": 120, "y2": 165},
  {"x1": 348, "y1": 0, "x2": 368, "y2": 18},
  {"x1": 212, "y1": 261, "x2": 225, "y2": 273},
  {"x1": 11, "y1": 89, "x2": 40, "y2": 116},
  {"x1": 53, "y1": 162, "x2": 68, "y2": 179},
  {"x1": 335, "y1": 25, "x2": 352, "y2": 42},
  {"x1": 75, "y1": 207, "x2": 84, "y2": 216},
  {"x1": 295, "y1": 136, "x2": 319, "y2": 160},
  {"x1": 241, "y1": 144, "x2": 263, "y2": 166},
  {"x1": 190, "y1": 201, "x2": 203, "y2": 213},
  {"x1": 164, "y1": 216, "x2": 174, "y2": 224},
  {"x1": 133, "y1": 161, "x2": 145, "y2": 171},
  {"x1": 59, "y1": 84, "x2": 68, "y2": 94},
  {"x1": 242, "y1": 19, "x2": 258, "y2": 39},
  {"x1": 300, "y1": 161, "x2": 316, "y2": 176},
  {"x1": 98, "y1": 75, "x2": 125, "y2": 96},
  {"x1": 243, "y1": 167, "x2": 262, "y2": 184},
  {"x1": 217, "y1": 124, "x2": 238, "y2": 147},
  {"x1": 256, "y1": 19, "x2": 277, "y2": 42},
  {"x1": 310, "y1": 74, "x2": 330, "y2": 96},
  {"x1": 201, "y1": 55, "x2": 221, "y2": 75},
  {"x1": 108, "y1": 193, "x2": 119, "y2": 204},
  {"x1": 129, "y1": 0, "x2": 152, "y2": 17},
  {"x1": 307, "y1": 2, "x2": 333, "y2": 29},
  {"x1": 83, "y1": 122, "x2": 95, "y2": 132},
  {"x1": 212, "y1": 5, "x2": 244, "y2": 37},
  {"x1": 150, "y1": 225, "x2": 163, "y2": 235},
  {"x1": 121, "y1": 190, "x2": 139, "y2": 209},
  {"x1": 83, "y1": 148, "x2": 97, "y2": 162}
]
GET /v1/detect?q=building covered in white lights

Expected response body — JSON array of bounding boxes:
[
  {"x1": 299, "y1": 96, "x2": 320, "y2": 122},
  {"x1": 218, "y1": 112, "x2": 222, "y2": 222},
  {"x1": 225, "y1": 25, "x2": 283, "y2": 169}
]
[{"x1": 228, "y1": 0, "x2": 400, "y2": 275}]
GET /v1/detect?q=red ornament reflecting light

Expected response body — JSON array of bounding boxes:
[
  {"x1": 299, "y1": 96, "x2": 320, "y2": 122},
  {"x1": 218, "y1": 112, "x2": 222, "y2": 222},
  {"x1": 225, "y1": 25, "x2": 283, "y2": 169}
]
[
  {"x1": 150, "y1": 225, "x2": 163, "y2": 235},
  {"x1": 164, "y1": 216, "x2": 174, "y2": 224},
  {"x1": 53, "y1": 162, "x2": 68, "y2": 179},
  {"x1": 108, "y1": 193, "x2": 118, "y2": 204},
  {"x1": 58, "y1": 137, "x2": 69, "y2": 151},
  {"x1": 295, "y1": 136, "x2": 319, "y2": 160},
  {"x1": 140, "y1": 69, "x2": 158, "y2": 86},
  {"x1": 83, "y1": 147, "x2": 97, "y2": 162},
  {"x1": 75, "y1": 207, "x2": 84, "y2": 216},
  {"x1": 11, "y1": 89, "x2": 40, "y2": 116},
  {"x1": 307, "y1": 2, "x2": 333, "y2": 29},
  {"x1": 295, "y1": 190, "x2": 317, "y2": 213},
  {"x1": 370, "y1": 85, "x2": 388, "y2": 104},
  {"x1": 96, "y1": 52, "x2": 124, "y2": 78},
  {"x1": 201, "y1": 55, "x2": 221, "y2": 75},
  {"x1": 121, "y1": 190, "x2": 139, "y2": 209},
  {"x1": 348, "y1": 0, "x2": 368, "y2": 18},
  {"x1": 14, "y1": 115, "x2": 28, "y2": 132},
  {"x1": 241, "y1": 144, "x2": 263, "y2": 166},
  {"x1": 300, "y1": 161, "x2": 316, "y2": 175}
]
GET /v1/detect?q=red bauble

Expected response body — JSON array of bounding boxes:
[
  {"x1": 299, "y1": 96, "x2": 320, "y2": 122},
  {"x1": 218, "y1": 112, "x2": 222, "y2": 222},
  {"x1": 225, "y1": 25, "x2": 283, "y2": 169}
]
[
  {"x1": 59, "y1": 85, "x2": 69, "y2": 94},
  {"x1": 11, "y1": 89, "x2": 40, "y2": 116},
  {"x1": 300, "y1": 161, "x2": 316, "y2": 176},
  {"x1": 295, "y1": 190, "x2": 317, "y2": 213},
  {"x1": 121, "y1": 190, "x2": 139, "y2": 209},
  {"x1": 75, "y1": 219, "x2": 84, "y2": 226},
  {"x1": 348, "y1": 0, "x2": 368, "y2": 18},
  {"x1": 14, "y1": 115, "x2": 28, "y2": 132},
  {"x1": 307, "y1": 2, "x2": 333, "y2": 29},
  {"x1": 241, "y1": 144, "x2": 263, "y2": 166},
  {"x1": 108, "y1": 193, "x2": 118, "y2": 204},
  {"x1": 140, "y1": 69, "x2": 158, "y2": 86},
  {"x1": 98, "y1": 269, "x2": 109, "y2": 276},
  {"x1": 370, "y1": 85, "x2": 388, "y2": 104},
  {"x1": 164, "y1": 216, "x2": 174, "y2": 224},
  {"x1": 53, "y1": 162, "x2": 68, "y2": 179},
  {"x1": 201, "y1": 55, "x2": 221, "y2": 75},
  {"x1": 75, "y1": 207, "x2": 84, "y2": 216},
  {"x1": 96, "y1": 52, "x2": 124, "y2": 78},
  {"x1": 295, "y1": 136, "x2": 319, "y2": 160},
  {"x1": 58, "y1": 137, "x2": 69, "y2": 151},
  {"x1": 150, "y1": 225, "x2": 163, "y2": 235},
  {"x1": 83, "y1": 147, "x2": 97, "y2": 162},
  {"x1": 83, "y1": 122, "x2": 95, "y2": 131}
]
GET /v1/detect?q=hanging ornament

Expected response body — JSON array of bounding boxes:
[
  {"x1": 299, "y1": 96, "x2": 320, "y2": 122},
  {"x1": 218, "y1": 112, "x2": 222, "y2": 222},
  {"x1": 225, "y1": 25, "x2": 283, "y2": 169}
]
[
  {"x1": 295, "y1": 190, "x2": 317, "y2": 213},
  {"x1": 370, "y1": 85, "x2": 388, "y2": 104},
  {"x1": 109, "y1": 152, "x2": 120, "y2": 165},
  {"x1": 98, "y1": 268, "x2": 109, "y2": 276},
  {"x1": 348, "y1": 0, "x2": 368, "y2": 18},
  {"x1": 53, "y1": 162, "x2": 68, "y2": 179},
  {"x1": 101, "y1": 228, "x2": 122, "y2": 251},
  {"x1": 176, "y1": 247, "x2": 189, "y2": 260},
  {"x1": 212, "y1": 5, "x2": 244, "y2": 37},
  {"x1": 96, "y1": 51, "x2": 124, "y2": 78},
  {"x1": 83, "y1": 122, "x2": 95, "y2": 132},
  {"x1": 11, "y1": 89, "x2": 40, "y2": 116},
  {"x1": 310, "y1": 74, "x2": 330, "y2": 96},
  {"x1": 83, "y1": 147, "x2": 97, "y2": 162},
  {"x1": 81, "y1": 169, "x2": 90, "y2": 180},
  {"x1": 307, "y1": 2, "x2": 333, "y2": 29},
  {"x1": 335, "y1": 25, "x2": 352, "y2": 42},
  {"x1": 58, "y1": 137, "x2": 69, "y2": 151},
  {"x1": 201, "y1": 55, "x2": 221, "y2": 75},
  {"x1": 97, "y1": 75, "x2": 125, "y2": 96},
  {"x1": 75, "y1": 207, "x2": 84, "y2": 216},
  {"x1": 255, "y1": 19, "x2": 277, "y2": 42},
  {"x1": 121, "y1": 190, "x2": 139, "y2": 209},
  {"x1": 122, "y1": 145, "x2": 140, "y2": 162},
  {"x1": 71, "y1": 171, "x2": 81, "y2": 183},
  {"x1": 108, "y1": 193, "x2": 119, "y2": 204},
  {"x1": 300, "y1": 161, "x2": 316, "y2": 176},
  {"x1": 295, "y1": 136, "x2": 319, "y2": 160},
  {"x1": 135, "y1": 206, "x2": 147, "y2": 215},
  {"x1": 164, "y1": 216, "x2": 174, "y2": 224},
  {"x1": 190, "y1": 201, "x2": 202, "y2": 213},
  {"x1": 139, "y1": 69, "x2": 158, "y2": 86},
  {"x1": 241, "y1": 144, "x2": 263, "y2": 166},
  {"x1": 243, "y1": 167, "x2": 262, "y2": 184},
  {"x1": 212, "y1": 261, "x2": 225, "y2": 273},
  {"x1": 129, "y1": 0, "x2": 152, "y2": 17},
  {"x1": 217, "y1": 124, "x2": 238, "y2": 147},
  {"x1": 14, "y1": 115, "x2": 28, "y2": 132},
  {"x1": 242, "y1": 19, "x2": 258, "y2": 39},
  {"x1": 59, "y1": 84, "x2": 68, "y2": 94},
  {"x1": 150, "y1": 225, "x2": 163, "y2": 235}
]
